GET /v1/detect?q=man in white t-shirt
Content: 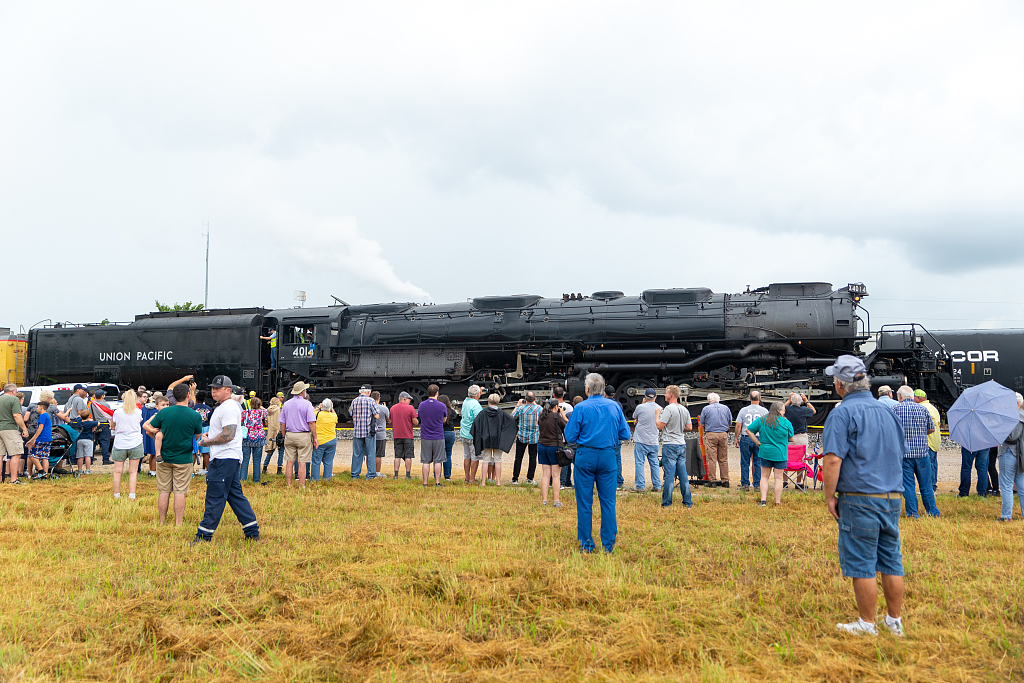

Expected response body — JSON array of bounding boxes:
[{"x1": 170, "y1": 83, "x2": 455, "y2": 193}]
[
  {"x1": 734, "y1": 391, "x2": 769, "y2": 491},
  {"x1": 192, "y1": 375, "x2": 260, "y2": 544}
]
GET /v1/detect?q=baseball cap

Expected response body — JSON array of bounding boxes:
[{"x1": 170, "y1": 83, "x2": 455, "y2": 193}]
[
  {"x1": 249, "y1": 391, "x2": 256, "y2": 397},
  {"x1": 94, "y1": 389, "x2": 105, "y2": 397},
  {"x1": 604, "y1": 385, "x2": 615, "y2": 397},
  {"x1": 824, "y1": 355, "x2": 867, "y2": 383},
  {"x1": 209, "y1": 375, "x2": 239, "y2": 391},
  {"x1": 276, "y1": 392, "x2": 284, "y2": 398},
  {"x1": 644, "y1": 388, "x2": 657, "y2": 398},
  {"x1": 399, "y1": 391, "x2": 413, "y2": 401},
  {"x1": 291, "y1": 381, "x2": 311, "y2": 395},
  {"x1": 914, "y1": 389, "x2": 927, "y2": 398},
  {"x1": 360, "y1": 384, "x2": 372, "y2": 391},
  {"x1": 73, "y1": 384, "x2": 86, "y2": 391}
]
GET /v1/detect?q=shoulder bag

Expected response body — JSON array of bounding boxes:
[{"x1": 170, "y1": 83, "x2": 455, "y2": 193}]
[{"x1": 556, "y1": 444, "x2": 575, "y2": 468}]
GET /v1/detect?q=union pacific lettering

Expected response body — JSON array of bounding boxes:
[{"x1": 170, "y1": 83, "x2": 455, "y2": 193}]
[
  {"x1": 948, "y1": 350, "x2": 999, "y2": 363},
  {"x1": 98, "y1": 351, "x2": 174, "y2": 362}
]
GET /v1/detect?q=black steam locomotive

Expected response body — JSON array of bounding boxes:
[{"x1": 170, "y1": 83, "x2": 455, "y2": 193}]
[{"x1": 27, "y1": 282, "x2": 959, "y2": 418}]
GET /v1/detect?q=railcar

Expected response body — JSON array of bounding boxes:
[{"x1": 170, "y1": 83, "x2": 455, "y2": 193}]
[
  {"x1": 922, "y1": 329, "x2": 1024, "y2": 393},
  {"x1": 27, "y1": 282, "x2": 961, "y2": 418}
]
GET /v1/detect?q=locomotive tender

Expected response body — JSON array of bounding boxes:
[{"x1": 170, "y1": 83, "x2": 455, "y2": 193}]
[{"x1": 27, "y1": 282, "x2": 959, "y2": 417}]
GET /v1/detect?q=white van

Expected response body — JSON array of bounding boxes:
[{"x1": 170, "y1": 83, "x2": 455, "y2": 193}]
[{"x1": 17, "y1": 383, "x2": 124, "y2": 411}]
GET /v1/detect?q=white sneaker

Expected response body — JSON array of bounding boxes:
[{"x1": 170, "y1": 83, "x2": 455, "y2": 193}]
[
  {"x1": 196, "y1": 469, "x2": 208, "y2": 476},
  {"x1": 883, "y1": 616, "x2": 904, "y2": 637},
  {"x1": 836, "y1": 618, "x2": 878, "y2": 636},
  {"x1": 149, "y1": 471, "x2": 157, "y2": 477},
  {"x1": 374, "y1": 473, "x2": 388, "y2": 479},
  {"x1": 525, "y1": 479, "x2": 536, "y2": 485}
]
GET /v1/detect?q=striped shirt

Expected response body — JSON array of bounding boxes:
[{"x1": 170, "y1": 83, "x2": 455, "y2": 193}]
[
  {"x1": 892, "y1": 400, "x2": 935, "y2": 459},
  {"x1": 511, "y1": 402, "x2": 543, "y2": 444}
]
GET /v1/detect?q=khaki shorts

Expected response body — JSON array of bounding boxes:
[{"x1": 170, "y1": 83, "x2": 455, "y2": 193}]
[
  {"x1": 283, "y1": 431, "x2": 313, "y2": 463},
  {"x1": 478, "y1": 448, "x2": 503, "y2": 464},
  {"x1": 461, "y1": 438, "x2": 479, "y2": 461},
  {"x1": 111, "y1": 444, "x2": 145, "y2": 462},
  {"x1": 156, "y1": 462, "x2": 192, "y2": 493},
  {"x1": 0, "y1": 430, "x2": 24, "y2": 457}
]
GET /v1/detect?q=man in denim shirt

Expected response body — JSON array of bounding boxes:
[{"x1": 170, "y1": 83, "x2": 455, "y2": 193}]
[{"x1": 822, "y1": 355, "x2": 909, "y2": 637}]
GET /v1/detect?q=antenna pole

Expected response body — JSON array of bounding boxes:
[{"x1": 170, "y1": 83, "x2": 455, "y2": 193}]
[{"x1": 203, "y1": 222, "x2": 210, "y2": 309}]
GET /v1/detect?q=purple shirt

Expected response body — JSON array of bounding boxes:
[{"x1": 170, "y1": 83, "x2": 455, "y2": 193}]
[
  {"x1": 416, "y1": 398, "x2": 447, "y2": 440},
  {"x1": 279, "y1": 396, "x2": 315, "y2": 432}
]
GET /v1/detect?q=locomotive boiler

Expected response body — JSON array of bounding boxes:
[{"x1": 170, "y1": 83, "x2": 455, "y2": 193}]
[{"x1": 28, "y1": 281, "x2": 959, "y2": 417}]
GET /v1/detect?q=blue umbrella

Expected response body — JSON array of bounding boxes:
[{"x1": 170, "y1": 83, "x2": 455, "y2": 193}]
[{"x1": 947, "y1": 380, "x2": 1021, "y2": 452}]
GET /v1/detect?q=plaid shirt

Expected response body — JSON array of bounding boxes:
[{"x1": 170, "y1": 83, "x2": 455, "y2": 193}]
[
  {"x1": 893, "y1": 400, "x2": 934, "y2": 459},
  {"x1": 350, "y1": 394, "x2": 379, "y2": 439},
  {"x1": 511, "y1": 402, "x2": 543, "y2": 444}
]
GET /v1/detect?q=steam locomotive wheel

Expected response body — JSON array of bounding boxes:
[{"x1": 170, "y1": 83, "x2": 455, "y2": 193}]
[
  {"x1": 395, "y1": 382, "x2": 429, "y2": 406},
  {"x1": 616, "y1": 379, "x2": 655, "y2": 416}
]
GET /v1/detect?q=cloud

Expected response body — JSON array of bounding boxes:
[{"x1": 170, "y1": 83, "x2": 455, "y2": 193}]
[{"x1": 1, "y1": 1, "x2": 1024, "y2": 331}]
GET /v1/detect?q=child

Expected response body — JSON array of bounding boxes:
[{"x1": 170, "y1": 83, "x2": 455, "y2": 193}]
[
  {"x1": 144, "y1": 395, "x2": 170, "y2": 464},
  {"x1": 141, "y1": 395, "x2": 160, "y2": 477},
  {"x1": 26, "y1": 401, "x2": 53, "y2": 479},
  {"x1": 193, "y1": 390, "x2": 212, "y2": 474},
  {"x1": 77, "y1": 408, "x2": 98, "y2": 474}
]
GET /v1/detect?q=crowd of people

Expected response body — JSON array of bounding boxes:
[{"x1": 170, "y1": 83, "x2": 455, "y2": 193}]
[{"x1": 2, "y1": 354, "x2": 1024, "y2": 635}]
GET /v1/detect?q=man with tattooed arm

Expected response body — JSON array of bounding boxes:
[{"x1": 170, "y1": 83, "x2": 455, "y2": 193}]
[{"x1": 191, "y1": 375, "x2": 260, "y2": 545}]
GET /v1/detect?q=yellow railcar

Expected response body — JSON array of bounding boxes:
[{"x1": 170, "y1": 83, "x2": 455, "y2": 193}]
[{"x1": 1, "y1": 334, "x2": 27, "y2": 387}]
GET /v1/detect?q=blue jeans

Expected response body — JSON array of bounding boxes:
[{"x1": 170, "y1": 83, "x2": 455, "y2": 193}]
[
  {"x1": 634, "y1": 443, "x2": 661, "y2": 490},
  {"x1": 240, "y1": 440, "x2": 265, "y2": 482},
  {"x1": 661, "y1": 444, "x2": 692, "y2": 507},
  {"x1": 836, "y1": 494, "x2": 903, "y2": 578},
  {"x1": 615, "y1": 442, "x2": 624, "y2": 486},
  {"x1": 312, "y1": 439, "x2": 337, "y2": 480},
  {"x1": 739, "y1": 435, "x2": 761, "y2": 487},
  {"x1": 270, "y1": 346, "x2": 277, "y2": 369},
  {"x1": 351, "y1": 436, "x2": 377, "y2": 479},
  {"x1": 561, "y1": 461, "x2": 572, "y2": 487},
  {"x1": 902, "y1": 457, "x2": 940, "y2": 517},
  {"x1": 959, "y1": 447, "x2": 990, "y2": 496},
  {"x1": 444, "y1": 431, "x2": 457, "y2": 479},
  {"x1": 928, "y1": 449, "x2": 938, "y2": 491},
  {"x1": 96, "y1": 423, "x2": 111, "y2": 462},
  {"x1": 574, "y1": 446, "x2": 618, "y2": 552},
  {"x1": 196, "y1": 459, "x2": 259, "y2": 541},
  {"x1": 998, "y1": 451, "x2": 1024, "y2": 520}
]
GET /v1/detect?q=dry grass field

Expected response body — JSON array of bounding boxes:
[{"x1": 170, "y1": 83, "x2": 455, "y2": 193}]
[{"x1": 0, "y1": 469, "x2": 1021, "y2": 682}]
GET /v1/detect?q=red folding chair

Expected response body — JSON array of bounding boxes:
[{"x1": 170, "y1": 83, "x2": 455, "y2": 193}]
[{"x1": 782, "y1": 444, "x2": 813, "y2": 491}]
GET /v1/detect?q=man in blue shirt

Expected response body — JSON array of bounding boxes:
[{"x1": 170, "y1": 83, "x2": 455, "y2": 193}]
[
  {"x1": 877, "y1": 386, "x2": 898, "y2": 410},
  {"x1": 822, "y1": 355, "x2": 909, "y2": 637},
  {"x1": 564, "y1": 373, "x2": 632, "y2": 553},
  {"x1": 699, "y1": 394, "x2": 733, "y2": 486}
]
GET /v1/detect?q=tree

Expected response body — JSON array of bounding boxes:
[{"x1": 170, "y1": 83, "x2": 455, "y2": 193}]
[{"x1": 155, "y1": 300, "x2": 204, "y2": 312}]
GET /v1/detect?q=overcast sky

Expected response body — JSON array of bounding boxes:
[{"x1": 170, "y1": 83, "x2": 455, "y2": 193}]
[{"x1": 3, "y1": 2, "x2": 1024, "y2": 334}]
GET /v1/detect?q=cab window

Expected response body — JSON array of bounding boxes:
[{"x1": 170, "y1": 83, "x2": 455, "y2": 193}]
[{"x1": 283, "y1": 326, "x2": 314, "y2": 344}]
